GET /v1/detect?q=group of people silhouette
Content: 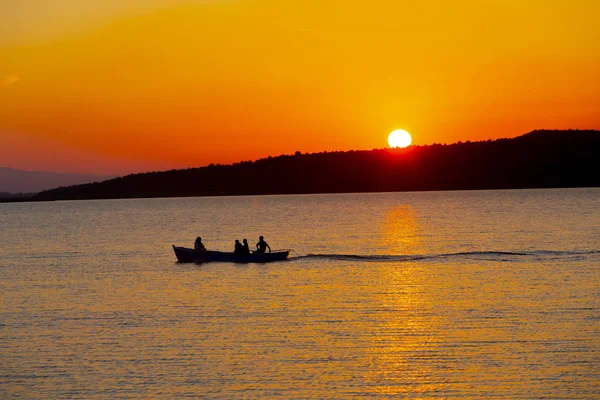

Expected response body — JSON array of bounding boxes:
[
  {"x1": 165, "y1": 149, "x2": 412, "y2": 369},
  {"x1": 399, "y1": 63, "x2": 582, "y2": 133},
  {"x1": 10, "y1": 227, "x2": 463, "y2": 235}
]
[{"x1": 194, "y1": 236, "x2": 271, "y2": 256}]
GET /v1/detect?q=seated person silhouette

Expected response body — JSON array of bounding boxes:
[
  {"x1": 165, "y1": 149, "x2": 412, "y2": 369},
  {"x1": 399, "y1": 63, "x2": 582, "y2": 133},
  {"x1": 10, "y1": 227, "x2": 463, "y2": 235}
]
[
  {"x1": 255, "y1": 236, "x2": 271, "y2": 254},
  {"x1": 194, "y1": 237, "x2": 206, "y2": 252},
  {"x1": 234, "y1": 239, "x2": 244, "y2": 256},
  {"x1": 242, "y1": 239, "x2": 251, "y2": 255}
]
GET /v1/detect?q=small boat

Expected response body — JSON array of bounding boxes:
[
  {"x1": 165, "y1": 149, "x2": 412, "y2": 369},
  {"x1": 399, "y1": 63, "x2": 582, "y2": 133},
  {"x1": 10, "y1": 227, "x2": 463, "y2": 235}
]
[{"x1": 173, "y1": 246, "x2": 290, "y2": 263}]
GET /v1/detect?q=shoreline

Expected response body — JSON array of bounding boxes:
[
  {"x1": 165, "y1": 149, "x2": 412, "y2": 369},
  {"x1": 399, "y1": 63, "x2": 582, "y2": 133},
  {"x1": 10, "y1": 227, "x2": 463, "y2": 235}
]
[{"x1": 1, "y1": 185, "x2": 597, "y2": 204}]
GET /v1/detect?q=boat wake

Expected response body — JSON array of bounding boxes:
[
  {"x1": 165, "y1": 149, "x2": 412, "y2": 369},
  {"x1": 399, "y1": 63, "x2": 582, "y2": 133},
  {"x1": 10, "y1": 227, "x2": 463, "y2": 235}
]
[{"x1": 287, "y1": 250, "x2": 600, "y2": 263}]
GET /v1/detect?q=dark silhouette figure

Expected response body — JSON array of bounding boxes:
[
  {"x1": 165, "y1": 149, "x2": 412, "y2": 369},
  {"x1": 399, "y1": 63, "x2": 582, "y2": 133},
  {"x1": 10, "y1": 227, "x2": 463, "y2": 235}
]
[
  {"x1": 194, "y1": 237, "x2": 206, "y2": 252},
  {"x1": 242, "y1": 239, "x2": 250, "y2": 255},
  {"x1": 234, "y1": 239, "x2": 244, "y2": 256},
  {"x1": 255, "y1": 236, "x2": 271, "y2": 254}
]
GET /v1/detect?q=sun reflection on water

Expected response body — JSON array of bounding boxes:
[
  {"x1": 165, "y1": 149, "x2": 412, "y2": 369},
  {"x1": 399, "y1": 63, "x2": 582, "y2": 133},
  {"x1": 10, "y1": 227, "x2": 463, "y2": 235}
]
[
  {"x1": 381, "y1": 205, "x2": 423, "y2": 255},
  {"x1": 362, "y1": 260, "x2": 451, "y2": 396},
  {"x1": 366, "y1": 208, "x2": 450, "y2": 395}
]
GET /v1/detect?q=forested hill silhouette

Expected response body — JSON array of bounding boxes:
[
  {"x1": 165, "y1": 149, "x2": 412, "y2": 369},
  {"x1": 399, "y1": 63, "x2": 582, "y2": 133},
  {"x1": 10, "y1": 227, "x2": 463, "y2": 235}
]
[{"x1": 34, "y1": 130, "x2": 599, "y2": 201}]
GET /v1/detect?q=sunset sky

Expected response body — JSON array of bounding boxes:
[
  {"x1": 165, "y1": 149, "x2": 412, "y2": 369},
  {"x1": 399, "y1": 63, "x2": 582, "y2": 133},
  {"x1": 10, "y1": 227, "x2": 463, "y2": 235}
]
[{"x1": 1, "y1": 0, "x2": 599, "y2": 175}]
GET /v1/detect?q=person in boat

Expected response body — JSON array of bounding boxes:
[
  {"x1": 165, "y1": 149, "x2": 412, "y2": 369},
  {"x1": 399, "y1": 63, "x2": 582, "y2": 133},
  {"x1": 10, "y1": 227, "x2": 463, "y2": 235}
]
[
  {"x1": 242, "y1": 239, "x2": 251, "y2": 255},
  {"x1": 234, "y1": 239, "x2": 244, "y2": 256},
  {"x1": 194, "y1": 237, "x2": 206, "y2": 252},
  {"x1": 255, "y1": 235, "x2": 271, "y2": 254}
]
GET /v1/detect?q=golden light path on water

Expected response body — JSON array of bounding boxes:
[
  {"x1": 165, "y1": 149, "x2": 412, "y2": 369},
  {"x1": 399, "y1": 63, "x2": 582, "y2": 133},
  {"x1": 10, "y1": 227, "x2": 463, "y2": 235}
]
[{"x1": 382, "y1": 205, "x2": 422, "y2": 255}]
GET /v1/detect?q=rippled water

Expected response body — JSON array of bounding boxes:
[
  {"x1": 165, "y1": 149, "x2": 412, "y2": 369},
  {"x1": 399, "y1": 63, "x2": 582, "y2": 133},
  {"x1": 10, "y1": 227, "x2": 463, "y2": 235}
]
[{"x1": 1, "y1": 189, "x2": 599, "y2": 398}]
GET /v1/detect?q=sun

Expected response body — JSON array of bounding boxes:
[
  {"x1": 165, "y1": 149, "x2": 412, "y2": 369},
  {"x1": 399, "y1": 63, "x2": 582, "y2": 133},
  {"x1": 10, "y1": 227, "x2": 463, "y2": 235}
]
[{"x1": 388, "y1": 129, "x2": 412, "y2": 148}]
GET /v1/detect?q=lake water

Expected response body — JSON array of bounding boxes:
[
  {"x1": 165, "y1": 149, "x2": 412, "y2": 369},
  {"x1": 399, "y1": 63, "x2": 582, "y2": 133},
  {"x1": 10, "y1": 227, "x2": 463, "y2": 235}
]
[{"x1": 1, "y1": 189, "x2": 599, "y2": 398}]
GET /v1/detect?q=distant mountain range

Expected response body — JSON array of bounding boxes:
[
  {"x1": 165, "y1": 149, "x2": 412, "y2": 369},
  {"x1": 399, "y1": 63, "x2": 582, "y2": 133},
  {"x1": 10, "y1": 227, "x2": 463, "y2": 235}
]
[
  {"x1": 9, "y1": 130, "x2": 600, "y2": 202},
  {"x1": 0, "y1": 167, "x2": 111, "y2": 194}
]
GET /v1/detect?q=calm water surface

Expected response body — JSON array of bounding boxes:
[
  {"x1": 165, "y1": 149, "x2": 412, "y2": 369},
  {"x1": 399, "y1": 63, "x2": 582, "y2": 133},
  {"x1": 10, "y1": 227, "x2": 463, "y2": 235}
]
[{"x1": 1, "y1": 189, "x2": 599, "y2": 398}]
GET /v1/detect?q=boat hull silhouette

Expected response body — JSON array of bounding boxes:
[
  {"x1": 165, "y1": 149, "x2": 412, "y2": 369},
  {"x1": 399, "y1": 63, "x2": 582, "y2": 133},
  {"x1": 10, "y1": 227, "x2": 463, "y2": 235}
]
[{"x1": 173, "y1": 246, "x2": 289, "y2": 263}]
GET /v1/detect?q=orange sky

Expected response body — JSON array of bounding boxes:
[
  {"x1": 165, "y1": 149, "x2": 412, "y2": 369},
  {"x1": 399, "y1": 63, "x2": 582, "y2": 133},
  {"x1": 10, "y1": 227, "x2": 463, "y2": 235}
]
[{"x1": 1, "y1": 0, "x2": 599, "y2": 175}]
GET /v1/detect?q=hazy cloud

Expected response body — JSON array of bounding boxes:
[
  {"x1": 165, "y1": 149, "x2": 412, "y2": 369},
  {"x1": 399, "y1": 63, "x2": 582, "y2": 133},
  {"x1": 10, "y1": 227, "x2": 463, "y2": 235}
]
[
  {"x1": 2, "y1": 74, "x2": 20, "y2": 86},
  {"x1": 0, "y1": 0, "x2": 240, "y2": 45}
]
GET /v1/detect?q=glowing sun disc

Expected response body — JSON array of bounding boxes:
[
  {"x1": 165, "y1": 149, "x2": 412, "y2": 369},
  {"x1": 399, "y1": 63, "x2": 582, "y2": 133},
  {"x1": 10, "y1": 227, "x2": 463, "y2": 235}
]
[{"x1": 388, "y1": 129, "x2": 412, "y2": 148}]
